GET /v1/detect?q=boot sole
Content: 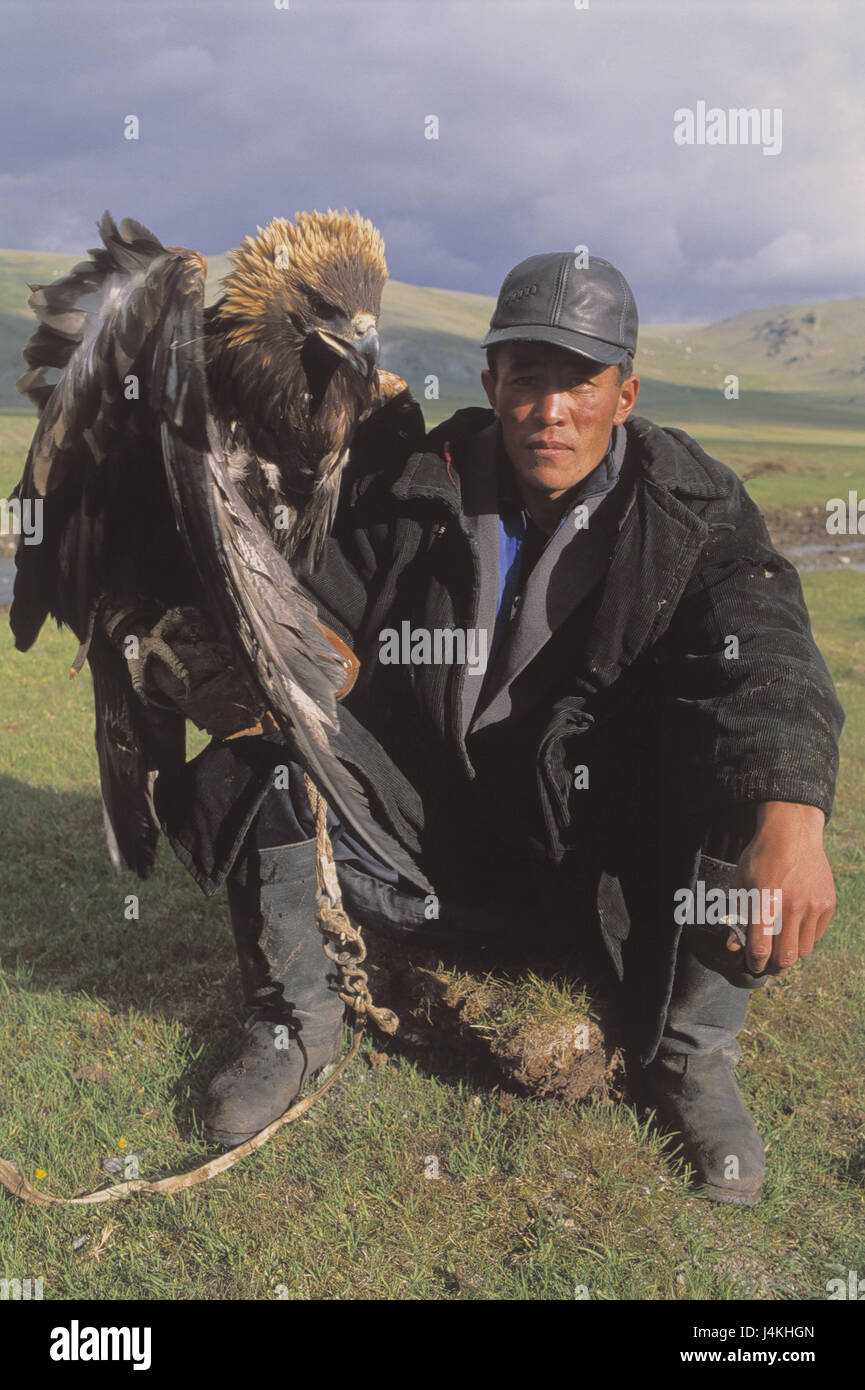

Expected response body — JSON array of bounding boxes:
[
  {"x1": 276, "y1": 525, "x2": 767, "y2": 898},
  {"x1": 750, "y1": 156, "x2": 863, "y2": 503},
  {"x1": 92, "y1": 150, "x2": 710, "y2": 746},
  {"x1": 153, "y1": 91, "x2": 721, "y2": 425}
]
[
  {"x1": 693, "y1": 1180, "x2": 763, "y2": 1208},
  {"x1": 206, "y1": 1128, "x2": 259, "y2": 1149}
]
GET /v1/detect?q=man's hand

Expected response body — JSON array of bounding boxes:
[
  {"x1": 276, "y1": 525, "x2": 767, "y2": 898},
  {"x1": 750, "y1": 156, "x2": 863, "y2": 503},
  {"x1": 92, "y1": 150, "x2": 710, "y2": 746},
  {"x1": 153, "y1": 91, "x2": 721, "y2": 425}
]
[{"x1": 730, "y1": 801, "x2": 836, "y2": 974}]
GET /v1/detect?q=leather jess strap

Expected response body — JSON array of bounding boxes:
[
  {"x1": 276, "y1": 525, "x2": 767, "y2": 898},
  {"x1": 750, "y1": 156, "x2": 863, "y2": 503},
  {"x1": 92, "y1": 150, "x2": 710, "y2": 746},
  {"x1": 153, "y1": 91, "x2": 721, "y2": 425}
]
[{"x1": 318, "y1": 621, "x2": 361, "y2": 700}]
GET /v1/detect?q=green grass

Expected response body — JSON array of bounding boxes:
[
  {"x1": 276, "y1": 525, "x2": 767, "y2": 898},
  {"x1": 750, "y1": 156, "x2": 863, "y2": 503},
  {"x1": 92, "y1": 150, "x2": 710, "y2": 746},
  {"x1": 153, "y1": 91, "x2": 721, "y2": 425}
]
[
  {"x1": 1, "y1": 571, "x2": 863, "y2": 1301},
  {"x1": 0, "y1": 411, "x2": 37, "y2": 506}
]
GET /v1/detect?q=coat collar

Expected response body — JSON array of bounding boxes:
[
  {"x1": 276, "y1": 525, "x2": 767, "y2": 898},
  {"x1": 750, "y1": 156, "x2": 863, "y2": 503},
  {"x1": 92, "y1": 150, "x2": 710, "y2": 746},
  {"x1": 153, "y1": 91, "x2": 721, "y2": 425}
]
[
  {"x1": 468, "y1": 425, "x2": 629, "y2": 733},
  {"x1": 624, "y1": 416, "x2": 731, "y2": 501}
]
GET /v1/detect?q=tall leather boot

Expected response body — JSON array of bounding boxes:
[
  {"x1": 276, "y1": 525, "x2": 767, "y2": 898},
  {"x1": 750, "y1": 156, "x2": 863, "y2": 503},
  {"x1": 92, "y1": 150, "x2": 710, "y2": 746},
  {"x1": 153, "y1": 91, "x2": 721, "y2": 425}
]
[
  {"x1": 203, "y1": 837, "x2": 346, "y2": 1147},
  {"x1": 641, "y1": 928, "x2": 765, "y2": 1206}
]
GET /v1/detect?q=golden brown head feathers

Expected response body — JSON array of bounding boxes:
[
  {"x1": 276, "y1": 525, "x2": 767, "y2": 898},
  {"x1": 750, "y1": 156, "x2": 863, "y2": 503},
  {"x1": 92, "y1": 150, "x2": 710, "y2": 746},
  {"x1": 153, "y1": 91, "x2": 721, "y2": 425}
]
[
  {"x1": 219, "y1": 209, "x2": 387, "y2": 348},
  {"x1": 203, "y1": 208, "x2": 392, "y2": 568}
]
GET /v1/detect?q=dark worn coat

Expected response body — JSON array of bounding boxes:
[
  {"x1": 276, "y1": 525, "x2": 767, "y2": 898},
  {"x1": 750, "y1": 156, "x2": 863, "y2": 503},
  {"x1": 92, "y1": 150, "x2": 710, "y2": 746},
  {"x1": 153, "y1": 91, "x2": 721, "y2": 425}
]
[{"x1": 162, "y1": 395, "x2": 844, "y2": 1063}]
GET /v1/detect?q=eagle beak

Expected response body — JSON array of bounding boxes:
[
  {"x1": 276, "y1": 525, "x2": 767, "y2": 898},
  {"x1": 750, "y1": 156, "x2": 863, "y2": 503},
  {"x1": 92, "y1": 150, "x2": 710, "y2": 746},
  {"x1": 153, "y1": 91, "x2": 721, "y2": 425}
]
[
  {"x1": 351, "y1": 324, "x2": 381, "y2": 379},
  {"x1": 314, "y1": 323, "x2": 380, "y2": 379}
]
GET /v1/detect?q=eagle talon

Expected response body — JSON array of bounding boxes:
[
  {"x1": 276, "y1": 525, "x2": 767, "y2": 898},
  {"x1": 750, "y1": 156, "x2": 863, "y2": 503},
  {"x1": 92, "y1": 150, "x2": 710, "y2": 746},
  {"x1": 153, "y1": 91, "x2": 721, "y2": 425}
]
[{"x1": 127, "y1": 607, "x2": 193, "y2": 702}]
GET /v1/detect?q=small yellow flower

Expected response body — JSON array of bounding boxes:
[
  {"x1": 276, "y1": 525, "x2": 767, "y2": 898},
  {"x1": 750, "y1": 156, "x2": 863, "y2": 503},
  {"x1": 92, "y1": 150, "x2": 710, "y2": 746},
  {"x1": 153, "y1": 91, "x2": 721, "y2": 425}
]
[
  {"x1": 34, "y1": 1169, "x2": 46, "y2": 1181},
  {"x1": 117, "y1": 1138, "x2": 127, "y2": 1150}
]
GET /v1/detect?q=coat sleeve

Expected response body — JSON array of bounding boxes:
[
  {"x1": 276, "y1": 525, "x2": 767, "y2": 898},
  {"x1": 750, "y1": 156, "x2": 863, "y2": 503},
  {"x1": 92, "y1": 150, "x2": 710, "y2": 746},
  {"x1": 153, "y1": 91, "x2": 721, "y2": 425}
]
[
  {"x1": 296, "y1": 388, "x2": 425, "y2": 646},
  {"x1": 657, "y1": 478, "x2": 844, "y2": 824}
]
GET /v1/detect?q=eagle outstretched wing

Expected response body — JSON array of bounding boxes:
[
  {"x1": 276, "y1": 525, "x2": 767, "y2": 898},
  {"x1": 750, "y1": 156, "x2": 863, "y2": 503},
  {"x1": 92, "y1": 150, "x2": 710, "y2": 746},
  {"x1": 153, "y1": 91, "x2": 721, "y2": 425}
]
[{"x1": 10, "y1": 214, "x2": 431, "y2": 893}]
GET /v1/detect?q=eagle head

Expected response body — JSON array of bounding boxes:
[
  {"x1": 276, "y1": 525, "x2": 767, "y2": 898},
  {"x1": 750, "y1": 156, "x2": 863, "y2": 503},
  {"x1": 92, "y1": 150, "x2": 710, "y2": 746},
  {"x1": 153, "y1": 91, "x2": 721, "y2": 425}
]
[
  {"x1": 217, "y1": 209, "x2": 387, "y2": 389},
  {"x1": 208, "y1": 209, "x2": 393, "y2": 565}
]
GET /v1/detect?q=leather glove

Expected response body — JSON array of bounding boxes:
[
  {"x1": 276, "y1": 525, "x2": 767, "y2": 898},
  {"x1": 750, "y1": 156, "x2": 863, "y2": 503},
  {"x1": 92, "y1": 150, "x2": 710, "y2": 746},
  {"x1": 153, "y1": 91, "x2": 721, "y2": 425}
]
[
  {"x1": 101, "y1": 601, "x2": 278, "y2": 741},
  {"x1": 100, "y1": 600, "x2": 358, "y2": 741}
]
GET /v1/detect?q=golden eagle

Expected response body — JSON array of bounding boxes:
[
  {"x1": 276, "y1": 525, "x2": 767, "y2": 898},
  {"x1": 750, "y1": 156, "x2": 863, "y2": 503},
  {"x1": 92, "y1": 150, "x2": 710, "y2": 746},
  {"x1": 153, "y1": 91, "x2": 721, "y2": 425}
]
[{"x1": 9, "y1": 210, "x2": 428, "y2": 890}]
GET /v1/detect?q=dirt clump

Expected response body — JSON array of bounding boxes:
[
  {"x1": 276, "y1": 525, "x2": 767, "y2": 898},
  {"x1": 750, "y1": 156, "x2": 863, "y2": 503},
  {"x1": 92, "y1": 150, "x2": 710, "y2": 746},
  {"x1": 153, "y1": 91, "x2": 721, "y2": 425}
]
[{"x1": 362, "y1": 936, "x2": 624, "y2": 1103}]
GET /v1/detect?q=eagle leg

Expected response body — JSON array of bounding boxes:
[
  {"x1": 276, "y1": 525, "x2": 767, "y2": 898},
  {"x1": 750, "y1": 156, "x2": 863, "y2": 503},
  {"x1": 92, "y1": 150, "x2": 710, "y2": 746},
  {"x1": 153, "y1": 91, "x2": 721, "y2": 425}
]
[{"x1": 68, "y1": 600, "x2": 102, "y2": 678}]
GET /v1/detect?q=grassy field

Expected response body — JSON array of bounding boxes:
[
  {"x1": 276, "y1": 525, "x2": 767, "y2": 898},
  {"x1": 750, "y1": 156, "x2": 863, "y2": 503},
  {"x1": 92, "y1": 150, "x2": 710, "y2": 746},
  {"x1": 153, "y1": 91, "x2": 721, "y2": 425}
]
[{"x1": 1, "y1": 560, "x2": 863, "y2": 1300}]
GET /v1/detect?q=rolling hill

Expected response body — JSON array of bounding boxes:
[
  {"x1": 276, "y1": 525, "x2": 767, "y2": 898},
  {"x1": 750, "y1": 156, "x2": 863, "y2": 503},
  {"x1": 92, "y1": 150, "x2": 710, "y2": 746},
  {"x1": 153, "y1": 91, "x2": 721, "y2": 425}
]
[{"x1": 0, "y1": 245, "x2": 862, "y2": 435}]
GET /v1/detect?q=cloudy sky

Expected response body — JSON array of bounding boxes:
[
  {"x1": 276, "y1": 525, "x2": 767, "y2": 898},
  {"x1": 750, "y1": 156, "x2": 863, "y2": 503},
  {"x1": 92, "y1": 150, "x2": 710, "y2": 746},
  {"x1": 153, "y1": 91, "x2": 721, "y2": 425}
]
[{"x1": 1, "y1": 0, "x2": 862, "y2": 322}]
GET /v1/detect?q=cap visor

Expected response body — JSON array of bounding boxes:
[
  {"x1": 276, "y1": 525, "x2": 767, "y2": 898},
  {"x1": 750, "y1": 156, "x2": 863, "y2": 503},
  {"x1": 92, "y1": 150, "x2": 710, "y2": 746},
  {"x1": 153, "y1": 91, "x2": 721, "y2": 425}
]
[{"x1": 478, "y1": 323, "x2": 629, "y2": 366}]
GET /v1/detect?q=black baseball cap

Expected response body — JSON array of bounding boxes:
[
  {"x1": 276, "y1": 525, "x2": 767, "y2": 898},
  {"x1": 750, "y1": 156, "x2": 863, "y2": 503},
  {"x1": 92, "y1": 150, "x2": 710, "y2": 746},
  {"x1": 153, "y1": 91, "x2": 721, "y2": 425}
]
[{"x1": 480, "y1": 252, "x2": 638, "y2": 366}]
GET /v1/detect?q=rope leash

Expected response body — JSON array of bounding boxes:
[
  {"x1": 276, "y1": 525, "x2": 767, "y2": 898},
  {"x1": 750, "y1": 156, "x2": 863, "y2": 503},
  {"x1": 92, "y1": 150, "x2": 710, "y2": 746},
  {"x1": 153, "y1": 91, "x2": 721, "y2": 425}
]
[
  {"x1": 304, "y1": 774, "x2": 398, "y2": 1037},
  {"x1": 0, "y1": 1033, "x2": 363, "y2": 1207},
  {"x1": 0, "y1": 778, "x2": 392, "y2": 1206}
]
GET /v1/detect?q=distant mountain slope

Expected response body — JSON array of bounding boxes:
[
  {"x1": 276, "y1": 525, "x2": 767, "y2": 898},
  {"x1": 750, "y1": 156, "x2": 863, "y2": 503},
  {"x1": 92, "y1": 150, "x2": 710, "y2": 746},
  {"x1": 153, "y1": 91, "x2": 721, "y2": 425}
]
[
  {"x1": 639, "y1": 298, "x2": 865, "y2": 397},
  {"x1": 0, "y1": 245, "x2": 862, "y2": 432}
]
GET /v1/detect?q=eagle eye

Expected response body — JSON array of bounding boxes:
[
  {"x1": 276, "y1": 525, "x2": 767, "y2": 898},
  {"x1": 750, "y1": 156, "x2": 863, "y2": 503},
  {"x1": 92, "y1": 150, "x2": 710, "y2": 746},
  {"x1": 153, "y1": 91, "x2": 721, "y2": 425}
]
[{"x1": 307, "y1": 292, "x2": 341, "y2": 321}]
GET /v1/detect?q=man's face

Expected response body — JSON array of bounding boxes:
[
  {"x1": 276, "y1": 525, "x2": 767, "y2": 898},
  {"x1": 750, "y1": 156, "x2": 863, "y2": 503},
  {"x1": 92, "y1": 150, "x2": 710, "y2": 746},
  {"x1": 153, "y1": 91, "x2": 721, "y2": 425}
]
[{"x1": 481, "y1": 341, "x2": 640, "y2": 501}]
